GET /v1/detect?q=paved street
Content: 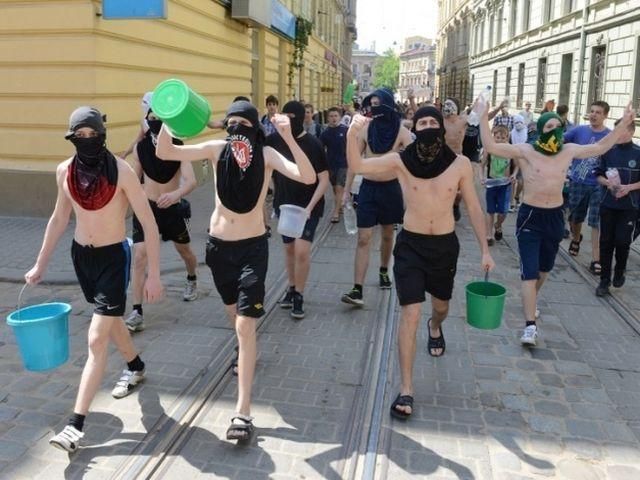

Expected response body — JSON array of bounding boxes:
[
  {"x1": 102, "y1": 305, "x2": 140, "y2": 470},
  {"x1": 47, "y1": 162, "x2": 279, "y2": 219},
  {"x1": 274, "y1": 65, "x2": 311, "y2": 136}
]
[{"x1": 1, "y1": 185, "x2": 640, "y2": 479}]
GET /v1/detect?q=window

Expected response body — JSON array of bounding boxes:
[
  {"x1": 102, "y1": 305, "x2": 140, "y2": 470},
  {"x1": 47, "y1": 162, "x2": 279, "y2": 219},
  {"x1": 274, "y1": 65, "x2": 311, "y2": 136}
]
[
  {"x1": 506, "y1": 67, "x2": 512, "y2": 98},
  {"x1": 589, "y1": 45, "x2": 606, "y2": 105},
  {"x1": 489, "y1": 14, "x2": 495, "y2": 49},
  {"x1": 559, "y1": 53, "x2": 573, "y2": 106},
  {"x1": 517, "y1": 62, "x2": 525, "y2": 107},
  {"x1": 536, "y1": 57, "x2": 548, "y2": 109},
  {"x1": 480, "y1": 20, "x2": 485, "y2": 52},
  {"x1": 522, "y1": 0, "x2": 531, "y2": 32},
  {"x1": 509, "y1": 0, "x2": 518, "y2": 38},
  {"x1": 493, "y1": 70, "x2": 498, "y2": 104},
  {"x1": 496, "y1": 8, "x2": 503, "y2": 45},
  {"x1": 543, "y1": 0, "x2": 554, "y2": 24},
  {"x1": 562, "y1": 0, "x2": 573, "y2": 15},
  {"x1": 633, "y1": 37, "x2": 640, "y2": 115}
]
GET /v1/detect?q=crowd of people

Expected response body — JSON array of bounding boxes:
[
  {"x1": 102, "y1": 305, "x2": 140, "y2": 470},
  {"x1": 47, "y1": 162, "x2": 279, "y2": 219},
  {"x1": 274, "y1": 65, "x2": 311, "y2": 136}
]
[{"x1": 24, "y1": 86, "x2": 637, "y2": 451}]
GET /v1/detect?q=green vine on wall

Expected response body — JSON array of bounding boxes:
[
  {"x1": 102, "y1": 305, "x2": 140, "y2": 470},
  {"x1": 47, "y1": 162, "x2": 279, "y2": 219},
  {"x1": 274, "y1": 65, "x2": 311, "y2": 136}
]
[{"x1": 287, "y1": 16, "x2": 313, "y2": 93}]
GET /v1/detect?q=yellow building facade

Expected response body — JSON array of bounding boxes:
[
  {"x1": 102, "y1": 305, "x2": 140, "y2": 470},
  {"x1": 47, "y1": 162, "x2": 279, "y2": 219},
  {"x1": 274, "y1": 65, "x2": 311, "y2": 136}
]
[{"x1": 0, "y1": 0, "x2": 355, "y2": 215}]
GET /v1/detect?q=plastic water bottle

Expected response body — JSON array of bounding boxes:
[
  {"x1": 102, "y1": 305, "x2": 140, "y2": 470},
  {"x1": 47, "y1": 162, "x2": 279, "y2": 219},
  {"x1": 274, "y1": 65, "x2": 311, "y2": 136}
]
[
  {"x1": 606, "y1": 168, "x2": 621, "y2": 195},
  {"x1": 467, "y1": 85, "x2": 493, "y2": 126},
  {"x1": 343, "y1": 202, "x2": 358, "y2": 235}
]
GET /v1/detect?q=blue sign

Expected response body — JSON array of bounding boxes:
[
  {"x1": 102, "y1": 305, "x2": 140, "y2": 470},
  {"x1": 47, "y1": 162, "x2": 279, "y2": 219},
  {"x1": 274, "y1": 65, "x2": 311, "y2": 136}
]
[
  {"x1": 271, "y1": 0, "x2": 296, "y2": 39},
  {"x1": 103, "y1": 0, "x2": 167, "y2": 19}
]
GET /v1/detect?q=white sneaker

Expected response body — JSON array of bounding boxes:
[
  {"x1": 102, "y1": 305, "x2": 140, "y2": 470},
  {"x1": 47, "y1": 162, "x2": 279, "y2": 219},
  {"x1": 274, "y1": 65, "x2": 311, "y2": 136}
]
[
  {"x1": 183, "y1": 280, "x2": 197, "y2": 301},
  {"x1": 112, "y1": 369, "x2": 145, "y2": 399},
  {"x1": 125, "y1": 311, "x2": 144, "y2": 332},
  {"x1": 49, "y1": 425, "x2": 84, "y2": 453},
  {"x1": 520, "y1": 325, "x2": 539, "y2": 346},
  {"x1": 535, "y1": 307, "x2": 540, "y2": 319}
]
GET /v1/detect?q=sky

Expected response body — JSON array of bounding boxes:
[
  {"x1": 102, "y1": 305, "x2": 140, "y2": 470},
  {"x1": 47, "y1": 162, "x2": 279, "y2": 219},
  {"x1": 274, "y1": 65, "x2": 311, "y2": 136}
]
[{"x1": 355, "y1": 0, "x2": 439, "y2": 54}]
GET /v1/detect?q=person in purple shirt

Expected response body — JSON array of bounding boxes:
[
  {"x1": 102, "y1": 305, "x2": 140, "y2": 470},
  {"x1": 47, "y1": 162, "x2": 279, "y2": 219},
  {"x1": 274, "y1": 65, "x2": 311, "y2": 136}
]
[
  {"x1": 320, "y1": 107, "x2": 349, "y2": 222},
  {"x1": 566, "y1": 101, "x2": 611, "y2": 275}
]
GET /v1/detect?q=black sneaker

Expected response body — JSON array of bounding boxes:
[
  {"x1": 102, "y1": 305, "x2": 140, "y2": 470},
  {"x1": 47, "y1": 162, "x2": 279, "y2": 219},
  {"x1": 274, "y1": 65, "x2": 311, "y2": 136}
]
[
  {"x1": 453, "y1": 205, "x2": 461, "y2": 222},
  {"x1": 379, "y1": 271, "x2": 392, "y2": 289},
  {"x1": 280, "y1": 288, "x2": 294, "y2": 309},
  {"x1": 595, "y1": 281, "x2": 610, "y2": 297},
  {"x1": 341, "y1": 287, "x2": 364, "y2": 307},
  {"x1": 291, "y1": 292, "x2": 305, "y2": 319},
  {"x1": 612, "y1": 273, "x2": 626, "y2": 288},
  {"x1": 494, "y1": 229, "x2": 503, "y2": 241}
]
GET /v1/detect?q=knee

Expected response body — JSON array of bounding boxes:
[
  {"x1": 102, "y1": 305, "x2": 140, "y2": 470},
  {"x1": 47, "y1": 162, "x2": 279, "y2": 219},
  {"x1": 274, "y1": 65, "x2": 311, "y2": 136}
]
[
  {"x1": 432, "y1": 302, "x2": 449, "y2": 318},
  {"x1": 357, "y1": 234, "x2": 372, "y2": 249},
  {"x1": 235, "y1": 317, "x2": 256, "y2": 340},
  {"x1": 400, "y1": 305, "x2": 422, "y2": 326},
  {"x1": 87, "y1": 330, "x2": 109, "y2": 354}
]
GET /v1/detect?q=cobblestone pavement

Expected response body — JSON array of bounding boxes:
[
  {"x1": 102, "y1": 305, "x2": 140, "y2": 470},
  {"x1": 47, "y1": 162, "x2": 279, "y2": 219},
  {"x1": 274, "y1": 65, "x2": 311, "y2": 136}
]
[{"x1": 1, "y1": 188, "x2": 640, "y2": 479}]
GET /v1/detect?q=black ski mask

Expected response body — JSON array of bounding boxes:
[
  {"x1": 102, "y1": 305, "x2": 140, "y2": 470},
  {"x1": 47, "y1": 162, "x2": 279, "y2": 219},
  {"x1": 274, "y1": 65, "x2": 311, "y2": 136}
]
[
  {"x1": 400, "y1": 106, "x2": 457, "y2": 179},
  {"x1": 216, "y1": 101, "x2": 266, "y2": 214},
  {"x1": 137, "y1": 110, "x2": 183, "y2": 184},
  {"x1": 282, "y1": 101, "x2": 306, "y2": 137}
]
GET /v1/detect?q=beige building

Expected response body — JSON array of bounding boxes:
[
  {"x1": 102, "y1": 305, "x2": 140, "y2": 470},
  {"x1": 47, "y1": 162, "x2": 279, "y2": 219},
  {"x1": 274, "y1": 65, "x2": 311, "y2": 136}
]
[
  {"x1": 398, "y1": 36, "x2": 437, "y2": 103},
  {"x1": 464, "y1": 0, "x2": 640, "y2": 126},
  {"x1": 0, "y1": 0, "x2": 356, "y2": 216},
  {"x1": 351, "y1": 47, "x2": 379, "y2": 99},
  {"x1": 437, "y1": 0, "x2": 474, "y2": 105}
]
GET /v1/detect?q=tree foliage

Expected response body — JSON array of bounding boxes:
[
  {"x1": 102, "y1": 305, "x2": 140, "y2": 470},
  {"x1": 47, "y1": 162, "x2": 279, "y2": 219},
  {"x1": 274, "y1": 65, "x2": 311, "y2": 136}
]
[{"x1": 372, "y1": 49, "x2": 399, "y2": 92}]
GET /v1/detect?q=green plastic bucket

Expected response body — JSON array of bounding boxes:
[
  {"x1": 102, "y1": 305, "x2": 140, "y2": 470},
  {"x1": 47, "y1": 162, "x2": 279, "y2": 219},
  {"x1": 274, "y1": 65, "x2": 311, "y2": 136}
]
[
  {"x1": 465, "y1": 277, "x2": 507, "y2": 330},
  {"x1": 151, "y1": 79, "x2": 211, "y2": 138}
]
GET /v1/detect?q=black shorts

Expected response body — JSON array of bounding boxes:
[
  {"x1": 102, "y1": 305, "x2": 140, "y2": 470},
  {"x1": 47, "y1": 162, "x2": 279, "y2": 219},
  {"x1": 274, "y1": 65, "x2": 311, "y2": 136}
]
[
  {"x1": 281, "y1": 216, "x2": 320, "y2": 244},
  {"x1": 356, "y1": 179, "x2": 404, "y2": 228},
  {"x1": 393, "y1": 229, "x2": 460, "y2": 304},
  {"x1": 205, "y1": 234, "x2": 268, "y2": 318},
  {"x1": 71, "y1": 240, "x2": 131, "y2": 317},
  {"x1": 132, "y1": 200, "x2": 190, "y2": 244}
]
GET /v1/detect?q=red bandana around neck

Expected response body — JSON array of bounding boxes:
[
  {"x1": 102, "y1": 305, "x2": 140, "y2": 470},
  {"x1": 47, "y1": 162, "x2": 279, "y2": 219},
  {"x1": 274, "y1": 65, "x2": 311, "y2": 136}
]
[{"x1": 67, "y1": 155, "x2": 118, "y2": 210}]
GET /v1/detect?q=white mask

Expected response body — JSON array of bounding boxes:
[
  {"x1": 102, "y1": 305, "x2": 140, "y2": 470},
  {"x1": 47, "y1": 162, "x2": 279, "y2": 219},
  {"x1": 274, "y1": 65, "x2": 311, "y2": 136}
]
[
  {"x1": 442, "y1": 99, "x2": 458, "y2": 116},
  {"x1": 515, "y1": 121, "x2": 525, "y2": 131}
]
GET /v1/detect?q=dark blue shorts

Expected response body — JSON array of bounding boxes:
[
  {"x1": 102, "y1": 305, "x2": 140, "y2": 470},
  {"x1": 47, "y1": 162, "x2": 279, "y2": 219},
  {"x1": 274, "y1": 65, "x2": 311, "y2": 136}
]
[
  {"x1": 485, "y1": 183, "x2": 512, "y2": 214},
  {"x1": 516, "y1": 204, "x2": 565, "y2": 280},
  {"x1": 356, "y1": 179, "x2": 404, "y2": 228},
  {"x1": 281, "y1": 216, "x2": 320, "y2": 244}
]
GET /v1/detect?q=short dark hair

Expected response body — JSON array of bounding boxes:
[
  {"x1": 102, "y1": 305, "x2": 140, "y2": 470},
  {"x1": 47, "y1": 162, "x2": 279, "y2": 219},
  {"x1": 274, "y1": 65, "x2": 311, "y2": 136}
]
[
  {"x1": 233, "y1": 96, "x2": 250, "y2": 102},
  {"x1": 327, "y1": 107, "x2": 341, "y2": 114},
  {"x1": 591, "y1": 100, "x2": 610, "y2": 114},
  {"x1": 492, "y1": 125, "x2": 509, "y2": 136},
  {"x1": 304, "y1": 103, "x2": 314, "y2": 111},
  {"x1": 557, "y1": 104, "x2": 569, "y2": 116},
  {"x1": 265, "y1": 95, "x2": 279, "y2": 106},
  {"x1": 614, "y1": 117, "x2": 636, "y2": 133}
]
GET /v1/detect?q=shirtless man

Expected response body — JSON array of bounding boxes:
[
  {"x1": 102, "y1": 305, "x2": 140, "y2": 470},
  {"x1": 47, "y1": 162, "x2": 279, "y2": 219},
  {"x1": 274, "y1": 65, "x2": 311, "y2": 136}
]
[
  {"x1": 347, "y1": 107, "x2": 494, "y2": 420},
  {"x1": 342, "y1": 88, "x2": 413, "y2": 306},
  {"x1": 480, "y1": 101, "x2": 635, "y2": 347},
  {"x1": 25, "y1": 107, "x2": 163, "y2": 452},
  {"x1": 125, "y1": 106, "x2": 199, "y2": 332},
  {"x1": 156, "y1": 100, "x2": 315, "y2": 441}
]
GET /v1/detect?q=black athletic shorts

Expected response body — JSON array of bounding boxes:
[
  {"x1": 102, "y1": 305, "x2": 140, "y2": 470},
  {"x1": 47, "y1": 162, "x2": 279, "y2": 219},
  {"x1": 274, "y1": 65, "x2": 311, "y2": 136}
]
[
  {"x1": 356, "y1": 179, "x2": 404, "y2": 228},
  {"x1": 205, "y1": 234, "x2": 268, "y2": 318},
  {"x1": 281, "y1": 216, "x2": 320, "y2": 244},
  {"x1": 132, "y1": 199, "x2": 190, "y2": 244},
  {"x1": 71, "y1": 239, "x2": 131, "y2": 317},
  {"x1": 393, "y1": 229, "x2": 460, "y2": 304}
]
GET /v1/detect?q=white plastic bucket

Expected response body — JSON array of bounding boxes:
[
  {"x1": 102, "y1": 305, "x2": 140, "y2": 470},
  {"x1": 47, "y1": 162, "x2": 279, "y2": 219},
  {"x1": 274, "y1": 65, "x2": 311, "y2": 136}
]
[{"x1": 277, "y1": 204, "x2": 308, "y2": 238}]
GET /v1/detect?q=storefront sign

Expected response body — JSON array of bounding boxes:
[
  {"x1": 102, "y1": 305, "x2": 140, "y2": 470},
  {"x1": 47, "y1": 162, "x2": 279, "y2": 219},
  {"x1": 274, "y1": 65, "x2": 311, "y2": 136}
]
[
  {"x1": 271, "y1": 0, "x2": 296, "y2": 39},
  {"x1": 103, "y1": 0, "x2": 167, "y2": 19}
]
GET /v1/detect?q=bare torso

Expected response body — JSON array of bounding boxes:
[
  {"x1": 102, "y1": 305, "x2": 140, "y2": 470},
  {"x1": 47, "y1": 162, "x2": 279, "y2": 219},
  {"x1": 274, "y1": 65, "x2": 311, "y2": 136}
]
[
  {"x1": 61, "y1": 158, "x2": 129, "y2": 246},
  {"x1": 516, "y1": 144, "x2": 573, "y2": 208},
  {"x1": 444, "y1": 115, "x2": 467, "y2": 154},
  {"x1": 360, "y1": 124, "x2": 412, "y2": 182},
  {"x1": 396, "y1": 155, "x2": 467, "y2": 235},
  {"x1": 142, "y1": 171, "x2": 181, "y2": 202}
]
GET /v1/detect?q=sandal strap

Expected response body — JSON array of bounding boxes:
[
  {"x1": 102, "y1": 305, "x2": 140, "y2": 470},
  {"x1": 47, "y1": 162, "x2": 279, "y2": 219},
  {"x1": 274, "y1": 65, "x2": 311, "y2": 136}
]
[
  {"x1": 231, "y1": 414, "x2": 253, "y2": 424},
  {"x1": 393, "y1": 394, "x2": 414, "y2": 407}
]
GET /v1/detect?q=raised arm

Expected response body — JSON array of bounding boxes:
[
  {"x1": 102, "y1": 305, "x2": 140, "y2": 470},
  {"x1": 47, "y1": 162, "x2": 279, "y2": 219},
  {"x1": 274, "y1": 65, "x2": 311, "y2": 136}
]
[
  {"x1": 347, "y1": 114, "x2": 400, "y2": 175},
  {"x1": 480, "y1": 102, "x2": 522, "y2": 159},
  {"x1": 25, "y1": 162, "x2": 73, "y2": 284},
  {"x1": 119, "y1": 162, "x2": 164, "y2": 303},
  {"x1": 156, "y1": 124, "x2": 225, "y2": 163},
  {"x1": 568, "y1": 103, "x2": 635, "y2": 159},
  {"x1": 266, "y1": 114, "x2": 316, "y2": 185}
]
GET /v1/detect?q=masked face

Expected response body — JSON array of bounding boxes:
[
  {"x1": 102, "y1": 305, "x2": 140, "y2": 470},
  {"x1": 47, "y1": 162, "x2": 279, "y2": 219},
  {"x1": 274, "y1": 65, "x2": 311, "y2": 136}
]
[
  {"x1": 282, "y1": 101, "x2": 306, "y2": 137},
  {"x1": 225, "y1": 122, "x2": 257, "y2": 170},
  {"x1": 514, "y1": 121, "x2": 525, "y2": 131},
  {"x1": 147, "y1": 119, "x2": 162, "y2": 135},
  {"x1": 415, "y1": 128, "x2": 443, "y2": 163},
  {"x1": 69, "y1": 130, "x2": 106, "y2": 167},
  {"x1": 442, "y1": 99, "x2": 458, "y2": 117}
]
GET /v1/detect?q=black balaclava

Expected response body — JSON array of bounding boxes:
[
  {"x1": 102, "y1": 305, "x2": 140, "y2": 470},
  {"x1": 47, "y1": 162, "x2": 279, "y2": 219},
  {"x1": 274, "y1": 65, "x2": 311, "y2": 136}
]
[
  {"x1": 400, "y1": 106, "x2": 457, "y2": 179},
  {"x1": 136, "y1": 109, "x2": 182, "y2": 184},
  {"x1": 362, "y1": 88, "x2": 401, "y2": 153},
  {"x1": 282, "y1": 101, "x2": 306, "y2": 137},
  {"x1": 65, "y1": 106, "x2": 119, "y2": 210},
  {"x1": 216, "y1": 101, "x2": 266, "y2": 214}
]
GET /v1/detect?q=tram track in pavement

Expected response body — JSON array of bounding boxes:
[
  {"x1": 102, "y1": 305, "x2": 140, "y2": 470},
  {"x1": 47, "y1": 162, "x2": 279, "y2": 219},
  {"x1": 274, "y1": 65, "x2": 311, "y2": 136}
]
[{"x1": 112, "y1": 217, "x2": 399, "y2": 480}]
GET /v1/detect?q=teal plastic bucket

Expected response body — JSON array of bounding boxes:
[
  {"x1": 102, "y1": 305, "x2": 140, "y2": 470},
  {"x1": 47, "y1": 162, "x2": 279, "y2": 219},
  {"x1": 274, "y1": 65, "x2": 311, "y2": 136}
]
[
  {"x1": 465, "y1": 281, "x2": 507, "y2": 330},
  {"x1": 151, "y1": 79, "x2": 211, "y2": 138},
  {"x1": 6, "y1": 303, "x2": 71, "y2": 371}
]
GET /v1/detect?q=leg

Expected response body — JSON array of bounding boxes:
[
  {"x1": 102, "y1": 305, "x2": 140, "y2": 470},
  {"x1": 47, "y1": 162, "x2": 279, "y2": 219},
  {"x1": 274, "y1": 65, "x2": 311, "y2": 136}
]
[
  {"x1": 613, "y1": 209, "x2": 636, "y2": 280},
  {"x1": 591, "y1": 226, "x2": 600, "y2": 263},
  {"x1": 235, "y1": 315, "x2": 257, "y2": 416},
  {"x1": 598, "y1": 207, "x2": 615, "y2": 285},
  {"x1": 397, "y1": 303, "x2": 422, "y2": 410},
  {"x1": 521, "y1": 279, "x2": 538, "y2": 323},
  {"x1": 110, "y1": 316, "x2": 139, "y2": 363},
  {"x1": 428, "y1": 297, "x2": 449, "y2": 357},
  {"x1": 130, "y1": 243, "x2": 147, "y2": 306},
  {"x1": 485, "y1": 213, "x2": 494, "y2": 240},
  {"x1": 354, "y1": 227, "x2": 373, "y2": 285},
  {"x1": 332, "y1": 185, "x2": 344, "y2": 219},
  {"x1": 380, "y1": 224, "x2": 395, "y2": 270},
  {"x1": 293, "y1": 239, "x2": 312, "y2": 293},
  {"x1": 495, "y1": 213, "x2": 506, "y2": 231},
  {"x1": 73, "y1": 314, "x2": 116, "y2": 415},
  {"x1": 284, "y1": 241, "x2": 296, "y2": 288},
  {"x1": 174, "y1": 242, "x2": 198, "y2": 276}
]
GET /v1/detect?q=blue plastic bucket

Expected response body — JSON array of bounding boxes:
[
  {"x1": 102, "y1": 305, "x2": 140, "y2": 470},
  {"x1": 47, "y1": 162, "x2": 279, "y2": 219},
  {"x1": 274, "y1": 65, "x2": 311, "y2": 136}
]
[{"x1": 6, "y1": 303, "x2": 71, "y2": 371}]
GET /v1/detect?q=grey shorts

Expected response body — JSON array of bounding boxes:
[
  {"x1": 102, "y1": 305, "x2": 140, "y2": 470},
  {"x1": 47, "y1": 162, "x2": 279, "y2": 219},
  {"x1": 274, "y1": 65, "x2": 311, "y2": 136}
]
[{"x1": 329, "y1": 167, "x2": 347, "y2": 187}]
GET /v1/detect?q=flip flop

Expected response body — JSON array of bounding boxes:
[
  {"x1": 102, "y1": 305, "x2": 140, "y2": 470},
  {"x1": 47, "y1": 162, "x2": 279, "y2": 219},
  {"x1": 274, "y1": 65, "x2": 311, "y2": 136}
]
[
  {"x1": 330, "y1": 216, "x2": 339, "y2": 223},
  {"x1": 427, "y1": 318, "x2": 446, "y2": 357},
  {"x1": 390, "y1": 393, "x2": 414, "y2": 420}
]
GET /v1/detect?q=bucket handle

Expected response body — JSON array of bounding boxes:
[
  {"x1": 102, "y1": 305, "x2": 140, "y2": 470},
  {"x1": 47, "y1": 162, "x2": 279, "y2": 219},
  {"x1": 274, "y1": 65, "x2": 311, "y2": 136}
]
[
  {"x1": 17, "y1": 283, "x2": 29, "y2": 320},
  {"x1": 484, "y1": 271, "x2": 489, "y2": 299}
]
